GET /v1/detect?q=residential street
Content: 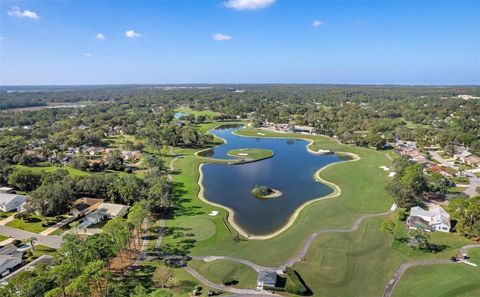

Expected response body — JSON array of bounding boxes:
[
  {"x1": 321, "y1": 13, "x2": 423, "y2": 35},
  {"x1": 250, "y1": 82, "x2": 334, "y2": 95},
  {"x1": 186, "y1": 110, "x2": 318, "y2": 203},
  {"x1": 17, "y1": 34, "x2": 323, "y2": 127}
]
[
  {"x1": 428, "y1": 150, "x2": 479, "y2": 197},
  {"x1": 0, "y1": 225, "x2": 62, "y2": 249}
]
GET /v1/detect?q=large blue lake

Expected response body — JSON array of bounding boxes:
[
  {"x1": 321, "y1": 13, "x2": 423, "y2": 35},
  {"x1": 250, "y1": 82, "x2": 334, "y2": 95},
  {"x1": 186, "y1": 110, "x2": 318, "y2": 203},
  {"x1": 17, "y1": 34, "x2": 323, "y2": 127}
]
[{"x1": 201, "y1": 125, "x2": 346, "y2": 236}]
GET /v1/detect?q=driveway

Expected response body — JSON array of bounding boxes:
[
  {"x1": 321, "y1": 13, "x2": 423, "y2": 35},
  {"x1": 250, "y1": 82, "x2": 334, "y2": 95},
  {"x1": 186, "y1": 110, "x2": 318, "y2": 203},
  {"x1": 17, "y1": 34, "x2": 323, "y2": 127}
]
[
  {"x1": 0, "y1": 225, "x2": 62, "y2": 249},
  {"x1": 464, "y1": 171, "x2": 480, "y2": 197}
]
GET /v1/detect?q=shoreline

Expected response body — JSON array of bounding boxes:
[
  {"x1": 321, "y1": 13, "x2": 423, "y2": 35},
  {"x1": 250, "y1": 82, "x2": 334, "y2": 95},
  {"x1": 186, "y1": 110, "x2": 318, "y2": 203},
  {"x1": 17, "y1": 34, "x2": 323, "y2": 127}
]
[{"x1": 196, "y1": 125, "x2": 361, "y2": 240}]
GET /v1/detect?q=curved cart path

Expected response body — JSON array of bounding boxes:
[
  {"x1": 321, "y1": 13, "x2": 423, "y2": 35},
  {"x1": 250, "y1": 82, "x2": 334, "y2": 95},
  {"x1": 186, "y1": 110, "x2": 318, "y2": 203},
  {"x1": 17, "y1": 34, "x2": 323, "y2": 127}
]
[
  {"x1": 383, "y1": 244, "x2": 480, "y2": 297},
  {"x1": 193, "y1": 203, "x2": 397, "y2": 272},
  {"x1": 183, "y1": 266, "x2": 274, "y2": 296}
]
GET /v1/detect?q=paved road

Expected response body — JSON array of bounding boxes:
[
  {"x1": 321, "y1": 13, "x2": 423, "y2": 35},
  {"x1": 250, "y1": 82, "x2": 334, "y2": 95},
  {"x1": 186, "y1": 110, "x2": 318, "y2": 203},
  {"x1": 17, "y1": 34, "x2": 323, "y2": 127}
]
[
  {"x1": 464, "y1": 171, "x2": 480, "y2": 197},
  {"x1": 183, "y1": 266, "x2": 274, "y2": 296},
  {"x1": 428, "y1": 150, "x2": 458, "y2": 170},
  {"x1": 459, "y1": 244, "x2": 480, "y2": 256},
  {"x1": 383, "y1": 244, "x2": 480, "y2": 297},
  {"x1": 382, "y1": 260, "x2": 457, "y2": 297},
  {"x1": 0, "y1": 225, "x2": 62, "y2": 249},
  {"x1": 191, "y1": 255, "x2": 272, "y2": 272}
]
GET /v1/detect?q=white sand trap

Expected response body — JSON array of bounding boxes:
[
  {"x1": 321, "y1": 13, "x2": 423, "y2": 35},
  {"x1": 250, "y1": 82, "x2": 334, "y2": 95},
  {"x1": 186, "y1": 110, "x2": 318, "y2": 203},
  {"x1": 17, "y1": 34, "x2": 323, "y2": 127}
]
[
  {"x1": 238, "y1": 153, "x2": 248, "y2": 156},
  {"x1": 380, "y1": 166, "x2": 390, "y2": 171},
  {"x1": 388, "y1": 172, "x2": 396, "y2": 177},
  {"x1": 257, "y1": 132, "x2": 265, "y2": 135},
  {"x1": 208, "y1": 210, "x2": 219, "y2": 216}
]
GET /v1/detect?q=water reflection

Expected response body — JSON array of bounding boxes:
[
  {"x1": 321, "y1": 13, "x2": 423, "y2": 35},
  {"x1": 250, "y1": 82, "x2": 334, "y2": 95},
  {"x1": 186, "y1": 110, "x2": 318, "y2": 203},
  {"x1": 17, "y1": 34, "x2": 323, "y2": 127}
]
[{"x1": 201, "y1": 126, "x2": 345, "y2": 235}]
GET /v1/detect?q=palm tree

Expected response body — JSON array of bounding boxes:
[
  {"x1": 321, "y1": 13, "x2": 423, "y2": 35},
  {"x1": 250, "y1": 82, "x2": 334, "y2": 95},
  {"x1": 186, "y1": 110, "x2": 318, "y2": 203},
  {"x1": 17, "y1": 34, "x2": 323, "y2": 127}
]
[{"x1": 25, "y1": 236, "x2": 37, "y2": 251}]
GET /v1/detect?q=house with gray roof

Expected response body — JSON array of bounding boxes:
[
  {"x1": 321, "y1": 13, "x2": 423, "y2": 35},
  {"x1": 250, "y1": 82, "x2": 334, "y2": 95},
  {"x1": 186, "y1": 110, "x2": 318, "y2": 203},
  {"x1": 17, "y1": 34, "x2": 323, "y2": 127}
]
[
  {"x1": 256, "y1": 270, "x2": 277, "y2": 290},
  {"x1": 0, "y1": 193, "x2": 27, "y2": 212}
]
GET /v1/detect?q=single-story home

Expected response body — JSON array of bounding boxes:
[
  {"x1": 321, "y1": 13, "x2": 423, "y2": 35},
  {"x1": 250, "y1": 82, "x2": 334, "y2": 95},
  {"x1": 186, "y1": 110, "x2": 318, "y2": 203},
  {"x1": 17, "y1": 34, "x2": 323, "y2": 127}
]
[
  {"x1": 71, "y1": 197, "x2": 104, "y2": 217},
  {"x1": 463, "y1": 155, "x2": 480, "y2": 167},
  {"x1": 81, "y1": 202, "x2": 130, "y2": 226},
  {"x1": 0, "y1": 244, "x2": 18, "y2": 256},
  {"x1": 407, "y1": 205, "x2": 451, "y2": 233},
  {"x1": 429, "y1": 164, "x2": 454, "y2": 177},
  {"x1": 0, "y1": 252, "x2": 23, "y2": 276},
  {"x1": 85, "y1": 146, "x2": 104, "y2": 156},
  {"x1": 0, "y1": 193, "x2": 27, "y2": 212},
  {"x1": 121, "y1": 150, "x2": 141, "y2": 161},
  {"x1": 293, "y1": 125, "x2": 316, "y2": 135},
  {"x1": 454, "y1": 150, "x2": 472, "y2": 161},
  {"x1": 256, "y1": 270, "x2": 277, "y2": 290}
]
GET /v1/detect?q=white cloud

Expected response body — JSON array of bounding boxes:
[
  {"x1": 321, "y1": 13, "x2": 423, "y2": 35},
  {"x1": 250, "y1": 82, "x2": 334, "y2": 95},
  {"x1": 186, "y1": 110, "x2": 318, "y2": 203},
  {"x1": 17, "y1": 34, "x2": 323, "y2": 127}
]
[
  {"x1": 212, "y1": 33, "x2": 232, "y2": 41},
  {"x1": 313, "y1": 20, "x2": 323, "y2": 27},
  {"x1": 95, "y1": 33, "x2": 106, "y2": 40},
  {"x1": 223, "y1": 0, "x2": 275, "y2": 10},
  {"x1": 312, "y1": 20, "x2": 323, "y2": 28},
  {"x1": 83, "y1": 53, "x2": 93, "y2": 57},
  {"x1": 7, "y1": 6, "x2": 39, "y2": 19},
  {"x1": 125, "y1": 30, "x2": 141, "y2": 38}
]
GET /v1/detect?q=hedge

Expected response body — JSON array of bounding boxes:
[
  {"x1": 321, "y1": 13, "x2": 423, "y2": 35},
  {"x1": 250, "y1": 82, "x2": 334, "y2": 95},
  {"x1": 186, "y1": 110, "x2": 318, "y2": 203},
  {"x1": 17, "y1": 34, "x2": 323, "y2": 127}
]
[{"x1": 285, "y1": 267, "x2": 308, "y2": 296}]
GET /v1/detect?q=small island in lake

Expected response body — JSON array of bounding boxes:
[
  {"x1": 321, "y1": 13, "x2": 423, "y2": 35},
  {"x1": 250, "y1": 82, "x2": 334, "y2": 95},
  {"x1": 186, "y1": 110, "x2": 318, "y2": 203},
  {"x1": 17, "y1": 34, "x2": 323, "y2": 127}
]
[
  {"x1": 227, "y1": 148, "x2": 274, "y2": 162},
  {"x1": 251, "y1": 186, "x2": 282, "y2": 199}
]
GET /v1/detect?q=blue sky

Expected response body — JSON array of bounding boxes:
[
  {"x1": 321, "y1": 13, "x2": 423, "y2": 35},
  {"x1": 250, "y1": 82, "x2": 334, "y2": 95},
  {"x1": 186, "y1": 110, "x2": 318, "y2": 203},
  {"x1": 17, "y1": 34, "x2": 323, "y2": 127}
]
[{"x1": 0, "y1": 0, "x2": 479, "y2": 85}]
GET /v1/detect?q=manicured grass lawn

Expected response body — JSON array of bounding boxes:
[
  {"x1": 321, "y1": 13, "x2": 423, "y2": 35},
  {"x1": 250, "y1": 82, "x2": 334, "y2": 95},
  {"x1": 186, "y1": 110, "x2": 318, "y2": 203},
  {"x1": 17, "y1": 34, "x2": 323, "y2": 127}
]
[
  {"x1": 393, "y1": 249, "x2": 480, "y2": 297},
  {"x1": 227, "y1": 148, "x2": 273, "y2": 161},
  {"x1": 177, "y1": 217, "x2": 217, "y2": 241},
  {"x1": 6, "y1": 214, "x2": 51, "y2": 233},
  {"x1": 0, "y1": 211, "x2": 17, "y2": 219},
  {"x1": 162, "y1": 123, "x2": 477, "y2": 296},
  {"x1": 123, "y1": 260, "x2": 217, "y2": 297},
  {"x1": 293, "y1": 216, "x2": 407, "y2": 296},
  {"x1": 16, "y1": 164, "x2": 89, "y2": 177},
  {"x1": 176, "y1": 107, "x2": 221, "y2": 119},
  {"x1": 449, "y1": 186, "x2": 468, "y2": 193},
  {"x1": 189, "y1": 260, "x2": 257, "y2": 289},
  {"x1": 164, "y1": 125, "x2": 395, "y2": 265},
  {"x1": 0, "y1": 234, "x2": 8, "y2": 241}
]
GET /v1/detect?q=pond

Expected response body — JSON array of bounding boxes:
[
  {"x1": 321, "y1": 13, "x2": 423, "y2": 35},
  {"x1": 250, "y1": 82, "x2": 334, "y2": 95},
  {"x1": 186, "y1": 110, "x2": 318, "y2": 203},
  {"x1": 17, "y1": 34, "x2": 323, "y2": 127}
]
[{"x1": 201, "y1": 125, "x2": 348, "y2": 236}]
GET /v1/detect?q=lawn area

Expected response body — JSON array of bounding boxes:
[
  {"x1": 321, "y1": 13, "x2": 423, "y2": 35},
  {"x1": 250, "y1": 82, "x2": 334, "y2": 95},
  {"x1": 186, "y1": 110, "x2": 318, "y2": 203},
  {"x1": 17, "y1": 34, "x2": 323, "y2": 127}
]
[
  {"x1": 6, "y1": 214, "x2": 51, "y2": 233},
  {"x1": 175, "y1": 107, "x2": 221, "y2": 119},
  {"x1": 227, "y1": 148, "x2": 274, "y2": 161},
  {"x1": 392, "y1": 249, "x2": 480, "y2": 297},
  {"x1": 189, "y1": 259, "x2": 257, "y2": 289},
  {"x1": 162, "y1": 124, "x2": 477, "y2": 296},
  {"x1": 449, "y1": 186, "x2": 468, "y2": 193},
  {"x1": 164, "y1": 125, "x2": 395, "y2": 266},
  {"x1": 293, "y1": 216, "x2": 407, "y2": 296},
  {"x1": 0, "y1": 234, "x2": 8, "y2": 241},
  {"x1": 123, "y1": 261, "x2": 219, "y2": 297},
  {"x1": 16, "y1": 164, "x2": 89, "y2": 177}
]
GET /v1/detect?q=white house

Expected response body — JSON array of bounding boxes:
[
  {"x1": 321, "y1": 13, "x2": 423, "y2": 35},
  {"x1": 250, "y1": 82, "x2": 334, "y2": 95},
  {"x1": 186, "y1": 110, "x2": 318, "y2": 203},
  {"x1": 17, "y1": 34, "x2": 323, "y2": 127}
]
[
  {"x1": 79, "y1": 202, "x2": 130, "y2": 228},
  {"x1": 407, "y1": 206, "x2": 451, "y2": 233},
  {"x1": 0, "y1": 193, "x2": 27, "y2": 212}
]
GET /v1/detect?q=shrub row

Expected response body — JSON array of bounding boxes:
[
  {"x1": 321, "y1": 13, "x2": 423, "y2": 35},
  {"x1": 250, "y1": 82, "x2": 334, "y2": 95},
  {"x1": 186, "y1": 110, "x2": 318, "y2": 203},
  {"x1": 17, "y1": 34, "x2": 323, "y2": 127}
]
[{"x1": 285, "y1": 267, "x2": 308, "y2": 296}]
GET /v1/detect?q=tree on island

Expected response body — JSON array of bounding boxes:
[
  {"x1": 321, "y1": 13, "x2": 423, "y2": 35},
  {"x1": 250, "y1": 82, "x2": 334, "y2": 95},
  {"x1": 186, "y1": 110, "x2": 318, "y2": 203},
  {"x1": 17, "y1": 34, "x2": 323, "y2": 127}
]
[{"x1": 251, "y1": 186, "x2": 274, "y2": 198}]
